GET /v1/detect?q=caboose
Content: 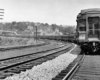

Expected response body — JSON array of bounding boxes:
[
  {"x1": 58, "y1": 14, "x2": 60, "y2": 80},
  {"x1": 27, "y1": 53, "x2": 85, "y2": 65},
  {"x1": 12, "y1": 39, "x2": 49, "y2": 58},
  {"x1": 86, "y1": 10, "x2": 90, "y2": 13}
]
[{"x1": 76, "y1": 8, "x2": 100, "y2": 52}]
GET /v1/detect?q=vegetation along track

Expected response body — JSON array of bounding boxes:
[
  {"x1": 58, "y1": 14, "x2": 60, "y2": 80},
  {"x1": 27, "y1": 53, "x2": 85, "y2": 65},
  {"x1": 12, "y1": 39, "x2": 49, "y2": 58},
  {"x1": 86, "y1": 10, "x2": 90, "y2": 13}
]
[{"x1": 0, "y1": 43, "x2": 73, "y2": 79}]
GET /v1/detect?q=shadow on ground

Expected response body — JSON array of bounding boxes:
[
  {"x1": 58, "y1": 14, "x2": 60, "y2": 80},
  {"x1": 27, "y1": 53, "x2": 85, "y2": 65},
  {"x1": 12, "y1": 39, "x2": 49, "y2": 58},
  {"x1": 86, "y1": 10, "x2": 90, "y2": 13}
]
[{"x1": 80, "y1": 47, "x2": 100, "y2": 55}]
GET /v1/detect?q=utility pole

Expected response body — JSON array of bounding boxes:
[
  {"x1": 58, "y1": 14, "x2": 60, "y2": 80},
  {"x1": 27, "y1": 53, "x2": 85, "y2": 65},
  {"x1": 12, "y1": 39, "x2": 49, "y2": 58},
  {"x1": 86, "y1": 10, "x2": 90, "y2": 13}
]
[
  {"x1": 36, "y1": 25, "x2": 37, "y2": 43},
  {"x1": 34, "y1": 23, "x2": 38, "y2": 43},
  {"x1": 0, "y1": 9, "x2": 4, "y2": 20}
]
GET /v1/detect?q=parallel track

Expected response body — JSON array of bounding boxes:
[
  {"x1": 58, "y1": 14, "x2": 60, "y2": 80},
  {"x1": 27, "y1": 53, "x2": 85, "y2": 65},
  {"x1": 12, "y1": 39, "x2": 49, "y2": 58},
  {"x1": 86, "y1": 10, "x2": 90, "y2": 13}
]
[
  {"x1": 0, "y1": 43, "x2": 73, "y2": 79},
  {"x1": 0, "y1": 40, "x2": 48, "y2": 51}
]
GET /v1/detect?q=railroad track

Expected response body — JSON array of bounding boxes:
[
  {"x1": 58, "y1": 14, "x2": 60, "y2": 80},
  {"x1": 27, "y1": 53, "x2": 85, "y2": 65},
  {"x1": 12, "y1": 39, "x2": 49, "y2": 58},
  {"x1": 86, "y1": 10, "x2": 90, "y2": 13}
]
[
  {"x1": 0, "y1": 40, "x2": 48, "y2": 51},
  {"x1": 53, "y1": 50, "x2": 100, "y2": 80},
  {"x1": 52, "y1": 50, "x2": 85, "y2": 80},
  {"x1": 69, "y1": 55, "x2": 100, "y2": 80},
  {"x1": 63, "y1": 54, "x2": 85, "y2": 80},
  {"x1": 0, "y1": 43, "x2": 73, "y2": 79}
]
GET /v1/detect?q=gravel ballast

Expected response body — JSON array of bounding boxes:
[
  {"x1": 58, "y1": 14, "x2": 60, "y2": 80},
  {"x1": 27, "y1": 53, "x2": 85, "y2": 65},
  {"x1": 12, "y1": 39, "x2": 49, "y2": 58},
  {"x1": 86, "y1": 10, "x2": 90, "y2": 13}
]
[{"x1": 3, "y1": 44, "x2": 78, "y2": 80}]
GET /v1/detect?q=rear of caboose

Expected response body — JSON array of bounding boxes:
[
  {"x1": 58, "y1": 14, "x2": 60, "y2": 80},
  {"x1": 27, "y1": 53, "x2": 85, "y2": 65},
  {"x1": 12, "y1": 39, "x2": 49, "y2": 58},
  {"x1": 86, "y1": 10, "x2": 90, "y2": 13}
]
[{"x1": 76, "y1": 8, "x2": 100, "y2": 52}]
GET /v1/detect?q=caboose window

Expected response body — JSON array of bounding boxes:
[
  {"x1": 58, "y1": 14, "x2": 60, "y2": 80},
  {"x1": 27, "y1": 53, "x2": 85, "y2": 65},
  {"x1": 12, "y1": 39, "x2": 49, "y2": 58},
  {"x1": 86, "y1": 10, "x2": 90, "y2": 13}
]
[
  {"x1": 78, "y1": 19, "x2": 86, "y2": 31},
  {"x1": 79, "y1": 27, "x2": 86, "y2": 31},
  {"x1": 94, "y1": 23, "x2": 100, "y2": 29}
]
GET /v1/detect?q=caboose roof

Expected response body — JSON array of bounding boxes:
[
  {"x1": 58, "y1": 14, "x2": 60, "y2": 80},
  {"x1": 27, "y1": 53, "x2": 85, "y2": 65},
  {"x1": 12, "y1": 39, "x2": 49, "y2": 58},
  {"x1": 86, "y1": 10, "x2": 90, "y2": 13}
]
[
  {"x1": 77, "y1": 8, "x2": 100, "y2": 19},
  {"x1": 81, "y1": 8, "x2": 100, "y2": 14}
]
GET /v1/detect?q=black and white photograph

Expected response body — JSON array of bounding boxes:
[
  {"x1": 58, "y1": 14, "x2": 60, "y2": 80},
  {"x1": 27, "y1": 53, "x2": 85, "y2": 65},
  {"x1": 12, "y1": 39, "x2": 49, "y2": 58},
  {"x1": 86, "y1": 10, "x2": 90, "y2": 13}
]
[{"x1": 0, "y1": 0, "x2": 100, "y2": 80}]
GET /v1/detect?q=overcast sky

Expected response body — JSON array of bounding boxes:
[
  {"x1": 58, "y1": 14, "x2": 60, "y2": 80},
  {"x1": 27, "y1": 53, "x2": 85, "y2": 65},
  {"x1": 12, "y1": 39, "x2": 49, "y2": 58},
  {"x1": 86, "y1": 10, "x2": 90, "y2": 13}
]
[{"x1": 0, "y1": 0, "x2": 100, "y2": 25}]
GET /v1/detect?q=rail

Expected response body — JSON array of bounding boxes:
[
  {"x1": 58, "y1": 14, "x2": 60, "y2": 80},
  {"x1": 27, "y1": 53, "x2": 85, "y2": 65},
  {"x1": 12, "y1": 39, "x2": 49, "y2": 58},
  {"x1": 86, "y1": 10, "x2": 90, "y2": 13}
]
[
  {"x1": 62, "y1": 54, "x2": 85, "y2": 80},
  {"x1": 52, "y1": 51, "x2": 85, "y2": 80},
  {"x1": 0, "y1": 40, "x2": 48, "y2": 51},
  {"x1": 0, "y1": 44, "x2": 73, "y2": 79}
]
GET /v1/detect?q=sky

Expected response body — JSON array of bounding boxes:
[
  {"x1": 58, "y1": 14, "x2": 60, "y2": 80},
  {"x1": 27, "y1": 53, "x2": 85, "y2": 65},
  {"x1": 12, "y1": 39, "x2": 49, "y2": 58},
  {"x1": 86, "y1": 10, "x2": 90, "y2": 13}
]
[{"x1": 0, "y1": 0, "x2": 100, "y2": 25}]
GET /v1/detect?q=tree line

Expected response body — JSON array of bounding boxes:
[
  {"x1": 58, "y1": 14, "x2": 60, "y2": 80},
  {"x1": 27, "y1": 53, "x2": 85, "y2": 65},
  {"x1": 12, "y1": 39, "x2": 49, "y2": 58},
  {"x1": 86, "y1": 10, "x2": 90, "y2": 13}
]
[{"x1": 0, "y1": 21, "x2": 76, "y2": 35}]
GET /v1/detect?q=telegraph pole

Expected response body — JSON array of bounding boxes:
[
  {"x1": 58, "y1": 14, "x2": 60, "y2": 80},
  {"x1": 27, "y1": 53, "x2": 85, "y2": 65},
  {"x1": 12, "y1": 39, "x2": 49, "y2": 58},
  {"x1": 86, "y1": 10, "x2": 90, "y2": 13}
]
[
  {"x1": 34, "y1": 24, "x2": 38, "y2": 43},
  {"x1": 0, "y1": 9, "x2": 4, "y2": 20},
  {"x1": 35, "y1": 26, "x2": 37, "y2": 43}
]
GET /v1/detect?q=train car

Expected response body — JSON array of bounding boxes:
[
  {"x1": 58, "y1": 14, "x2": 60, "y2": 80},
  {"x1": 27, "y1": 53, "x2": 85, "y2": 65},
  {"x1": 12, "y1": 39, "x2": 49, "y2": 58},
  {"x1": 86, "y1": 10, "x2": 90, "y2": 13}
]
[
  {"x1": 39, "y1": 34, "x2": 75, "y2": 42},
  {"x1": 76, "y1": 8, "x2": 100, "y2": 52}
]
